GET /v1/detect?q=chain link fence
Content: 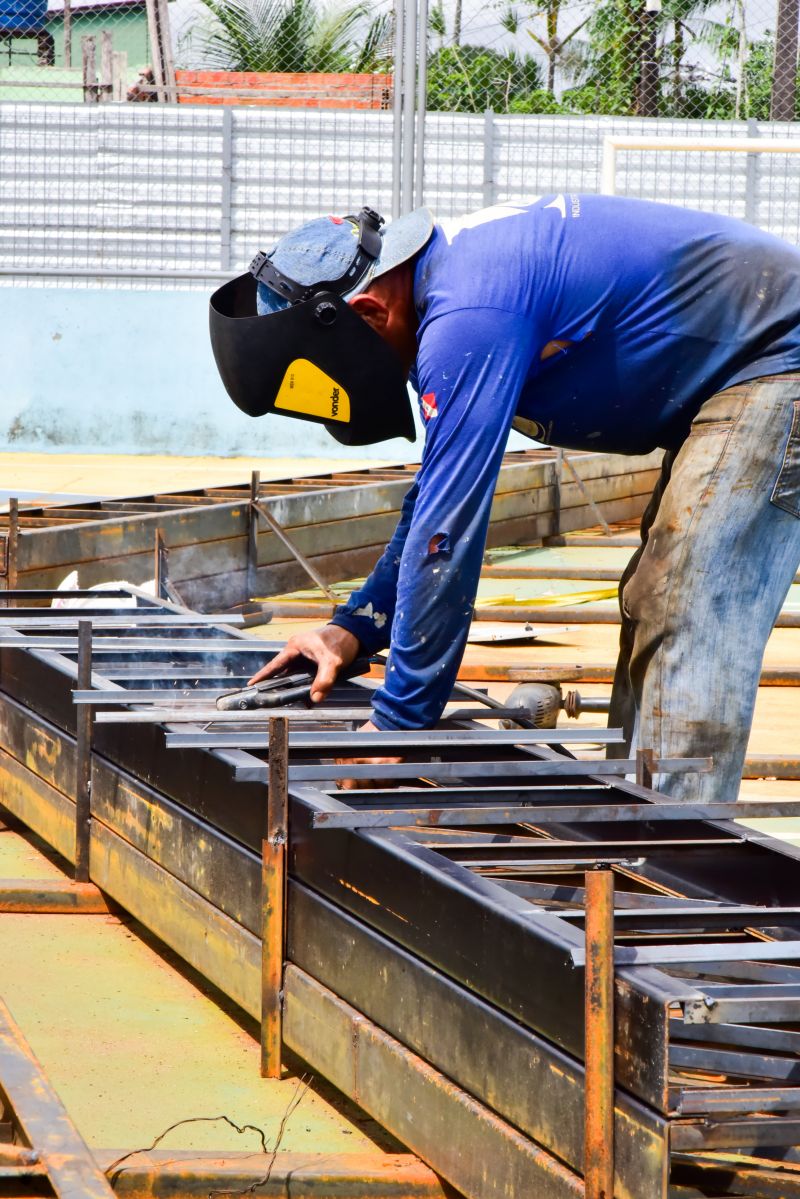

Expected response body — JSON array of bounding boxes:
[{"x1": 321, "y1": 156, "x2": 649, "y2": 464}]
[{"x1": 2, "y1": 0, "x2": 800, "y2": 286}]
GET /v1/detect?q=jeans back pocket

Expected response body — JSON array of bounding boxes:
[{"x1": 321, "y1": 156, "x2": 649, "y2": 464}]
[{"x1": 771, "y1": 400, "x2": 800, "y2": 519}]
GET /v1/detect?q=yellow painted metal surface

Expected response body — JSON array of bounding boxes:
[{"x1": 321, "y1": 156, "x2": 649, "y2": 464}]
[{"x1": 0, "y1": 831, "x2": 394, "y2": 1155}]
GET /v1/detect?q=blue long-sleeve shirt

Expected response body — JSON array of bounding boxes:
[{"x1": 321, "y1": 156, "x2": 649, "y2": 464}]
[{"x1": 331, "y1": 195, "x2": 800, "y2": 729}]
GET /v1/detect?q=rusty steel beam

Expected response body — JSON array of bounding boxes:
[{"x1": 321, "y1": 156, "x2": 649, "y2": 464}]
[
  {"x1": 261, "y1": 716, "x2": 288, "y2": 1078},
  {"x1": 743, "y1": 755, "x2": 800, "y2": 780},
  {"x1": 260, "y1": 600, "x2": 800, "y2": 628},
  {"x1": 74, "y1": 620, "x2": 93, "y2": 883},
  {"x1": 0, "y1": 997, "x2": 116, "y2": 1199},
  {"x1": 450, "y1": 662, "x2": 800, "y2": 687},
  {"x1": 584, "y1": 868, "x2": 615, "y2": 1199},
  {"x1": 0, "y1": 879, "x2": 110, "y2": 913},
  {"x1": 97, "y1": 1150, "x2": 449, "y2": 1198},
  {"x1": 283, "y1": 965, "x2": 585, "y2": 1199}
]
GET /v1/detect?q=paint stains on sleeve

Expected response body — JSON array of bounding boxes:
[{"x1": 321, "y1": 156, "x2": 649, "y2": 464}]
[{"x1": 351, "y1": 601, "x2": 388, "y2": 630}]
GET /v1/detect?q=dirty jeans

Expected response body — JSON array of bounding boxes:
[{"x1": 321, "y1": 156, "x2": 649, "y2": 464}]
[{"x1": 608, "y1": 375, "x2": 800, "y2": 802}]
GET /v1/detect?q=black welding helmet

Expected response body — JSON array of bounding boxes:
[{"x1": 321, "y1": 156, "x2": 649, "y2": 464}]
[{"x1": 209, "y1": 206, "x2": 434, "y2": 446}]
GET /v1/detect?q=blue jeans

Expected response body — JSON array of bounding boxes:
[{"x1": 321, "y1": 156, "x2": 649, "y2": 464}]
[{"x1": 609, "y1": 375, "x2": 800, "y2": 801}]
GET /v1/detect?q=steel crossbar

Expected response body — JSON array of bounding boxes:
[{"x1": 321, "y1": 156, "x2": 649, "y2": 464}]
[
  {"x1": 284, "y1": 758, "x2": 709, "y2": 782},
  {"x1": 311, "y1": 797, "x2": 793, "y2": 827},
  {"x1": 0, "y1": 637, "x2": 276, "y2": 652},
  {"x1": 0, "y1": 614, "x2": 245, "y2": 627},
  {"x1": 162, "y1": 728, "x2": 623, "y2": 746}
]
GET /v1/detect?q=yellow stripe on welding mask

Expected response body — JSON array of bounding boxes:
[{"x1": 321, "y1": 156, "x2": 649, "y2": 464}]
[{"x1": 274, "y1": 359, "x2": 351, "y2": 423}]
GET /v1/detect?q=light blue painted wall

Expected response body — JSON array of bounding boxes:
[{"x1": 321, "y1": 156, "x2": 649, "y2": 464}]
[{"x1": 1, "y1": 286, "x2": 426, "y2": 459}]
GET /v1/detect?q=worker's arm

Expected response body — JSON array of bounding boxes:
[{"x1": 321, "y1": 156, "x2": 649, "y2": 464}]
[
  {"x1": 246, "y1": 483, "x2": 418, "y2": 699},
  {"x1": 249, "y1": 305, "x2": 534, "y2": 712},
  {"x1": 359, "y1": 305, "x2": 534, "y2": 730},
  {"x1": 328, "y1": 478, "x2": 419, "y2": 652}
]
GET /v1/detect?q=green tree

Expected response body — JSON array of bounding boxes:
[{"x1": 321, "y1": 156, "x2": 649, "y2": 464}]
[
  {"x1": 426, "y1": 43, "x2": 550, "y2": 112},
  {"x1": 499, "y1": 0, "x2": 592, "y2": 94},
  {"x1": 194, "y1": 0, "x2": 391, "y2": 74},
  {"x1": 563, "y1": 0, "x2": 750, "y2": 118}
]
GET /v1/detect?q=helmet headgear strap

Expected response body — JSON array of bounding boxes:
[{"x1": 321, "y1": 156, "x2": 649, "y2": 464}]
[{"x1": 248, "y1": 207, "x2": 385, "y2": 306}]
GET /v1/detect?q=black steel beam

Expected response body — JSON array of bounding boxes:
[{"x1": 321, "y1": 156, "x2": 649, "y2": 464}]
[{"x1": 288, "y1": 880, "x2": 669, "y2": 1198}]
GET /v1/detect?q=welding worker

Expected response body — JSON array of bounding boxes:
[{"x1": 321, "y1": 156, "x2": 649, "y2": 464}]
[{"x1": 210, "y1": 198, "x2": 800, "y2": 801}]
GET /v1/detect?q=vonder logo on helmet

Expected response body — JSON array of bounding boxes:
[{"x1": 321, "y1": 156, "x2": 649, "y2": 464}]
[{"x1": 209, "y1": 206, "x2": 433, "y2": 446}]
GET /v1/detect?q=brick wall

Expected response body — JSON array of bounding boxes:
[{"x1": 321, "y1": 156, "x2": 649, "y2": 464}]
[{"x1": 175, "y1": 71, "x2": 393, "y2": 108}]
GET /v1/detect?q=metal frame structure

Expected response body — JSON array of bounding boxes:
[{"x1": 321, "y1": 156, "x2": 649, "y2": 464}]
[
  {"x1": 1, "y1": 594, "x2": 800, "y2": 1196},
  {"x1": 0, "y1": 450, "x2": 661, "y2": 610}
]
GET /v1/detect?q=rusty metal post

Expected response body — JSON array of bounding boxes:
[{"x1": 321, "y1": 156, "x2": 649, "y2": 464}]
[
  {"x1": 247, "y1": 471, "x2": 260, "y2": 603},
  {"x1": 154, "y1": 529, "x2": 169, "y2": 601},
  {"x1": 635, "y1": 747, "x2": 656, "y2": 790},
  {"x1": 584, "y1": 866, "x2": 615, "y2": 1199},
  {"x1": 552, "y1": 450, "x2": 563, "y2": 540},
  {"x1": 261, "y1": 715, "x2": 288, "y2": 1077},
  {"x1": 74, "y1": 621, "x2": 93, "y2": 882},
  {"x1": 6, "y1": 498, "x2": 19, "y2": 598}
]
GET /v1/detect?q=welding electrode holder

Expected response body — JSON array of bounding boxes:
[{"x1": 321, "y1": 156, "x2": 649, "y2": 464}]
[{"x1": 215, "y1": 656, "x2": 373, "y2": 711}]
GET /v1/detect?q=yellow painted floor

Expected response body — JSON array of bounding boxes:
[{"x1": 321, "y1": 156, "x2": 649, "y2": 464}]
[
  {"x1": 0, "y1": 822, "x2": 394, "y2": 1154},
  {"x1": 0, "y1": 452, "x2": 395, "y2": 508}
]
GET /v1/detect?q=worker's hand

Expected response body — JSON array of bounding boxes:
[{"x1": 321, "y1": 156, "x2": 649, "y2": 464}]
[
  {"x1": 335, "y1": 720, "x2": 403, "y2": 791},
  {"x1": 248, "y1": 623, "x2": 360, "y2": 704}
]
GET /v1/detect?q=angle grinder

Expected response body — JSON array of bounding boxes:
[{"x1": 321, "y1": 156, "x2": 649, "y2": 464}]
[{"x1": 215, "y1": 656, "x2": 373, "y2": 711}]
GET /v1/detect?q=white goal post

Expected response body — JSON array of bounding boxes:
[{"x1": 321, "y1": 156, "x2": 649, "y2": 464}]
[{"x1": 601, "y1": 134, "x2": 800, "y2": 196}]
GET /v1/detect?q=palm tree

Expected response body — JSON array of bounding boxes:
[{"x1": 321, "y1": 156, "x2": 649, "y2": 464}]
[
  {"x1": 500, "y1": 0, "x2": 592, "y2": 94},
  {"x1": 194, "y1": 0, "x2": 392, "y2": 74}
]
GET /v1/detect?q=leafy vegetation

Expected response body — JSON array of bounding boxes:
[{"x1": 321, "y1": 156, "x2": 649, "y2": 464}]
[
  {"x1": 190, "y1": 0, "x2": 799, "y2": 121},
  {"x1": 193, "y1": 0, "x2": 392, "y2": 74}
]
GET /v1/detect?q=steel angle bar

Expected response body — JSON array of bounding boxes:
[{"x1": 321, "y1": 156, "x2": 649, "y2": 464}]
[
  {"x1": 314, "y1": 785, "x2": 614, "y2": 802},
  {"x1": 471, "y1": 857, "x2": 645, "y2": 873},
  {"x1": 571, "y1": 940, "x2": 800, "y2": 968},
  {"x1": 671, "y1": 1117, "x2": 800, "y2": 1151},
  {"x1": 95, "y1": 1150, "x2": 449, "y2": 1197},
  {"x1": 449, "y1": 839, "x2": 741, "y2": 864},
  {"x1": 285, "y1": 729, "x2": 625, "y2": 747},
  {"x1": 673, "y1": 1021, "x2": 800, "y2": 1055},
  {"x1": 0, "y1": 614, "x2": 244, "y2": 626},
  {"x1": 0, "y1": 997, "x2": 116, "y2": 1199},
  {"x1": 683, "y1": 995, "x2": 800, "y2": 1025},
  {"x1": 88, "y1": 668, "x2": 254, "y2": 680},
  {"x1": 670, "y1": 1043, "x2": 800, "y2": 1082},
  {"x1": 674, "y1": 1088, "x2": 800, "y2": 1114},
  {"x1": 690, "y1": 982, "x2": 800, "y2": 998},
  {"x1": 288, "y1": 759, "x2": 708, "y2": 782},
  {"x1": 0, "y1": 589, "x2": 134, "y2": 600},
  {"x1": 497, "y1": 880, "x2": 736, "y2": 908},
  {"x1": 96, "y1": 706, "x2": 554, "y2": 724},
  {"x1": 553, "y1": 905, "x2": 800, "y2": 928},
  {"x1": 165, "y1": 731, "x2": 622, "y2": 747},
  {"x1": 73, "y1": 688, "x2": 237, "y2": 704},
  {"x1": 0, "y1": 607, "x2": 172, "y2": 619},
  {"x1": 672, "y1": 1154, "x2": 800, "y2": 1199},
  {"x1": 311, "y1": 797, "x2": 788, "y2": 829},
  {"x1": 0, "y1": 638, "x2": 276, "y2": 652},
  {"x1": 668, "y1": 961, "x2": 800, "y2": 984},
  {"x1": 103, "y1": 708, "x2": 377, "y2": 726}
]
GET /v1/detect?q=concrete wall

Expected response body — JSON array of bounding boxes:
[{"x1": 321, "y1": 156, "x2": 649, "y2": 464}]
[{"x1": 0, "y1": 285, "x2": 425, "y2": 457}]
